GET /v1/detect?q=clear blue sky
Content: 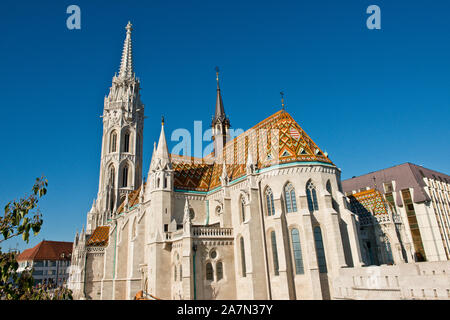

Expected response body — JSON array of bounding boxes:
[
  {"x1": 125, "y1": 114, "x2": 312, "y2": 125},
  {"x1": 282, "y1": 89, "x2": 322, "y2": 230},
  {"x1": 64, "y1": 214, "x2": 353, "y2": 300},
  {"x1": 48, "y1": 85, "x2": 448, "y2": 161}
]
[{"x1": 1, "y1": 0, "x2": 449, "y2": 251}]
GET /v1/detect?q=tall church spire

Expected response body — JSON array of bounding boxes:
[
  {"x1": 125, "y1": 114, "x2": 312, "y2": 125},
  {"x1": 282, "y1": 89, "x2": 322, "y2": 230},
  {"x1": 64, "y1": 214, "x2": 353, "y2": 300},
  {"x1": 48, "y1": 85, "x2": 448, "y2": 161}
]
[
  {"x1": 118, "y1": 22, "x2": 134, "y2": 79},
  {"x1": 211, "y1": 67, "x2": 230, "y2": 159},
  {"x1": 90, "y1": 22, "x2": 144, "y2": 232},
  {"x1": 214, "y1": 67, "x2": 226, "y2": 122}
]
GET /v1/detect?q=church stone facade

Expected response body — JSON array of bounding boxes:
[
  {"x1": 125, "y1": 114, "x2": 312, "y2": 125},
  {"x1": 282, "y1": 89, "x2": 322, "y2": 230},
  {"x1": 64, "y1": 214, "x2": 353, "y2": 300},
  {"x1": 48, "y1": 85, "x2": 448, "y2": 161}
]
[{"x1": 68, "y1": 23, "x2": 450, "y2": 300}]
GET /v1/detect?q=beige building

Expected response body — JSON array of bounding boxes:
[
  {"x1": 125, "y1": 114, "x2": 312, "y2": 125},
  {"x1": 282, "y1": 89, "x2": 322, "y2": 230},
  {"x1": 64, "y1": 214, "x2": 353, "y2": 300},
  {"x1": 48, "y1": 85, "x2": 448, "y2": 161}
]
[
  {"x1": 343, "y1": 163, "x2": 450, "y2": 264},
  {"x1": 68, "y1": 23, "x2": 450, "y2": 300}
]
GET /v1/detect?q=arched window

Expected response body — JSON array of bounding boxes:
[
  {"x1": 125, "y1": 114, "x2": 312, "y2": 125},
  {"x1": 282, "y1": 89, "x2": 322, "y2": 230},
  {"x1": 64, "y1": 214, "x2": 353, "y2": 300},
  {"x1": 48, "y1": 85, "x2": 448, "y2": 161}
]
[
  {"x1": 306, "y1": 180, "x2": 319, "y2": 212},
  {"x1": 216, "y1": 261, "x2": 223, "y2": 280},
  {"x1": 313, "y1": 226, "x2": 327, "y2": 273},
  {"x1": 240, "y1": 237, "x2": 246, "y2": 277},
  {"x1": 124, "y1": 132, "x2": 130, "y2": 152},
  {"x1": 240, "y1": 196, "x2": 246, "y2": 222},
  {"x1": 157, "y1": 178, "x2": 160, "y2": 188},
  {"x1": 291, "y1": 229, "x2": 304, "y2": 274},
  {"x1": 110, "y1": 131, "x2": 117, "y2": 153},
  {"x1": 179, "y1": 265, "x2": 182, "y2": 281},
  {"x1": 271, "y1": 231, "x2": 279, "y2": 276},
  {"x1": 109, "y1": 165, "x2": 115, "y2": 188},
  {"x1": 265, "y1": 187, "x2": 275, "y2": 216},
  {"x1": 206, "y1": 263, "x2": 214, "y2": 281},
  {"x1": 163, "y1": 176, "x2": 167, "y2": 188},
  {"x1": 284, "y1": 183, "x2": 297, "y2": 213},
  {"x1": 174, "y1": 266, "x2": 177, "y2": 281},
  {"x1": 122, "y1": 166, "x2": 128, "y2": 187}
]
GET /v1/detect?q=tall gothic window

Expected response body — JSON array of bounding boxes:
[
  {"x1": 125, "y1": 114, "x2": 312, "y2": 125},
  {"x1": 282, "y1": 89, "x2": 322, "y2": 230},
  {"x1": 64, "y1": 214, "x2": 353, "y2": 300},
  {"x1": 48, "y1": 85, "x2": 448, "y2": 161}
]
[
  {"x1": 240, "y1": 237, "x2": 246, "y2": 277},
  {"x1": 179, "y1": 265, "x2": 182, "y2": 281},
  {"x1": 206, "y1": 263, "x2": 214, "y2": 281},
  {"x1": 313, "y1": 226, "x2": 327, "y2": 273},
  {"x1": 284, "y1": 183, "x2": 297, "y2": 213},
  {"x1": 306, "y1": 180, "x2": 319, "y2": 212},
  {"x1": 240, "y1": 196, "x2": 246, "y2": 222},
  {"x1": 216, "y1": 261, "x2": 223, "y2": 281},
  {"x1": 109, "y1": 166, "x2": 115, "y2": 188},
  {"x1": 110, "y1": 132, "x2": 117, "y2": 153},
  {"x1": 122, "y1": 166, "x2": 128, "y2": 187},
  {"x1": 290, "y1": 228, "x2": 304, "y2": 274},
  {"x1": 265, "y1": 187, "x2": 275, "y2": 216},
  {"x1": 124, "y1": 132, "x2": 130, "y2": 152},
  {"x1": 174, "y1": 266, "x2": 177, "y2": 281},
  {"x1": 271, "y1": 231, "x2": 279, "y2": 276}
]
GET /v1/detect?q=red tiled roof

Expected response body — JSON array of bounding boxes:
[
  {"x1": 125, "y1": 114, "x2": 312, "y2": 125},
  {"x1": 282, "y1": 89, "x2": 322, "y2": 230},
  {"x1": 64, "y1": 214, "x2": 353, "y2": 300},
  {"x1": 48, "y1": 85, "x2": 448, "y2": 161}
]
[
  {"x1": 86, "y1": 226, "x2": 110, "y2": 247},
  {"x1": 16, "y1": 240, "x2": 73, "y2": 262}
]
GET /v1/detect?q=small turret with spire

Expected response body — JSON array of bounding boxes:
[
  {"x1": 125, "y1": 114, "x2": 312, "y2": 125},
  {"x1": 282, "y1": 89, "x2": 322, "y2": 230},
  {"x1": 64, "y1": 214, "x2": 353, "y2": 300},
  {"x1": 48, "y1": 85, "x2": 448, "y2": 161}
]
[{"x1": 211, "y1": 67, "x2": 230, "y2": 160}]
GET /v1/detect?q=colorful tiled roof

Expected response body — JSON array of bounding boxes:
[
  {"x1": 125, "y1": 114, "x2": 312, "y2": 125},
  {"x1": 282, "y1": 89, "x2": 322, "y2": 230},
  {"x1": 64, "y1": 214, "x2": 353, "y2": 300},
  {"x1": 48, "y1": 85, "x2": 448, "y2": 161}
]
[
  {"x1": 16, "y1": 240, "x2": 73, "y2": 262},
  {"x1": 348, "y1": 189, "x2": 389, "y2": 216},
  {"x1": 86, "y1": 226, "x2": 110, "y2": 247},
  {"x1": 117, "y1": 184, "x2": 143, "y2": 214},
  {"x1": 172, "y1": 110, "x2": 333, "y2": 192}
]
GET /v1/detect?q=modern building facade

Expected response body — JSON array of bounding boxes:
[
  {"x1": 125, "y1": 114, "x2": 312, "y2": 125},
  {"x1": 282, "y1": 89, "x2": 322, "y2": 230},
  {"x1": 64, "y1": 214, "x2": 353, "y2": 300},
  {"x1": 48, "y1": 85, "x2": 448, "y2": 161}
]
[
  {"x1": 343, "y1": 163, "x2": 450, "y2": 264},
  {"x1": 16, "y1": 240, "x2": 73, "y2": 286}
]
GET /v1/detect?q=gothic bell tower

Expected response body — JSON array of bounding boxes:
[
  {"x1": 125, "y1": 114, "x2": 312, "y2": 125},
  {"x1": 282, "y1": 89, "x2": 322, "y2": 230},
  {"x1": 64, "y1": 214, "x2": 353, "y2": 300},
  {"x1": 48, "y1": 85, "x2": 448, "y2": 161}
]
[{"x1": 87, "y1": 22, "x2": 144, "y2": 233}]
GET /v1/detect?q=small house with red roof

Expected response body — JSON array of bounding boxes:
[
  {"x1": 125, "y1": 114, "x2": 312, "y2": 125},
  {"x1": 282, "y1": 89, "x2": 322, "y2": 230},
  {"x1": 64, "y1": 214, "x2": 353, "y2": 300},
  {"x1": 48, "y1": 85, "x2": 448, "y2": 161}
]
[{"x1": 16, "y1": 240, "x2": 73, "y2": 286}]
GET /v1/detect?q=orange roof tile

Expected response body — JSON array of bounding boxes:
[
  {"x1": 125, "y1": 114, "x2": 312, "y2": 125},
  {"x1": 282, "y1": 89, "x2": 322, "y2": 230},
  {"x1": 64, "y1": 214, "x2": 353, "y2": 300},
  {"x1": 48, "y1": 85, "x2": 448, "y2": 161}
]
[
  {"x1": 348, "y1": 189, "x2": 389, "y2": 216},
  {"x1": 117, "y1": 184, "x2": 142, "y2": 214},
  {"x1": 86, "y1": 226, "x2": 110, "y2": 247},
  {"x1": 16, "y1": 240, "x2": 73, "y2": 262}
]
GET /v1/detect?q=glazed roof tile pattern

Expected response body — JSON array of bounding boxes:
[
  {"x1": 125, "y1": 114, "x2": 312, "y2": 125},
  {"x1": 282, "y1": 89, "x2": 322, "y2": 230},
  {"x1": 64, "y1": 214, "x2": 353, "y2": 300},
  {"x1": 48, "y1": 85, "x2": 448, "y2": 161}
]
[
  {"x1": 348, "y1": 189, "x2": 389, "y2": 216},
  {"x1": 117, "y1": 184, "x2": 143, "y2": 214},
  {"x1": 86, "y1": 226, "x2": 110, "y2": 247},
  {"x1": 172, "y1": 110, "x2": 333, "y2": 192}
]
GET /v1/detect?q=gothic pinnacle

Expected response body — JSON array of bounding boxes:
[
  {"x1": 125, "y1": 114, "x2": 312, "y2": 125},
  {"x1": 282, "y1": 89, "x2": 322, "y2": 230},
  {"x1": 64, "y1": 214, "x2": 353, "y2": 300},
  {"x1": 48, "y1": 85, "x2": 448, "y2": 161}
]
[{"x1": 118, "y1": 21, "x2": 134, "y2": 79}]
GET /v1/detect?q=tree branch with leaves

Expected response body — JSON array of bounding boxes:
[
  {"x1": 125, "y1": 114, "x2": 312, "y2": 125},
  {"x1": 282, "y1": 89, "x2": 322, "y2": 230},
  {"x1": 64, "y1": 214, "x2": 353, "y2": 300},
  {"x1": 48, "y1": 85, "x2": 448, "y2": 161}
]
[{"x1": 0, "y1": 177, "x2": 72, "y2": 300}]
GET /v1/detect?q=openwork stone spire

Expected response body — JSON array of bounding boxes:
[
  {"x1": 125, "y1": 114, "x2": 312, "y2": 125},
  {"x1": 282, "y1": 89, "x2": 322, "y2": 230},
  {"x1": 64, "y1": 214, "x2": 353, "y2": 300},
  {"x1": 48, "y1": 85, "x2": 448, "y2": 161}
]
[{"x1": 118, "y1": 21, "x2": 134, "y2": 79}]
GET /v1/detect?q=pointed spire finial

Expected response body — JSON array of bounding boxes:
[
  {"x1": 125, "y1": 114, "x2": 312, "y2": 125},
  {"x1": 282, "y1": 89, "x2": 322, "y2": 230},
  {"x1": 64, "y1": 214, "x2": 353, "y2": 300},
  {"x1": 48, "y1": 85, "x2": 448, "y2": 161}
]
[
  {"x1": 126, "y1": 21, "x2": 133, "y2": 34},
  {"x1": 280, "y1": 91, "x2": 285, "y2": 110},
  {"x1": 213, "y1": 66, "x2": 226, "y2": 123},
  {"x1": 155, "y1": 118, "x2": 171, "y2": 169},
  {"x1": 118, "y1": 22, "x2": 134, "y2": 79},
  {"x1": 183, "y1": 198, "x2": 191, "y2": 224},
  {"x1": 161, "y1": 115, "x2": 165, "y2": 126}
]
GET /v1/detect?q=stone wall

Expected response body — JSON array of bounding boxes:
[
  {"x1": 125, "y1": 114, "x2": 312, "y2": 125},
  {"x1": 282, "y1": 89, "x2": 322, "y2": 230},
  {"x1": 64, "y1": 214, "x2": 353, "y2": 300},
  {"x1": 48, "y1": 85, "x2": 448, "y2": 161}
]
[{"x1": 333, "y1": 261, "x2": 450, "y2": 300}]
